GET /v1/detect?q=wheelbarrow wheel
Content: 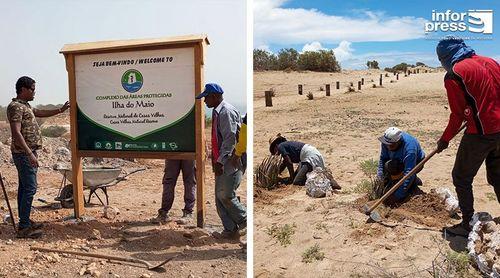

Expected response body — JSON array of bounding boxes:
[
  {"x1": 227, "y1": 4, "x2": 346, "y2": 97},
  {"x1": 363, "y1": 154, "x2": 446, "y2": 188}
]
[{"x1": 59, "y1": 184, "x2": 74, "y2": 208}]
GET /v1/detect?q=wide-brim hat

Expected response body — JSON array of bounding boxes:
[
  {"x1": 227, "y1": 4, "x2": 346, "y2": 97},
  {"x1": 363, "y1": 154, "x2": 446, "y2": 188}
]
[{"x1": 269, "y1": 133, "x2": 286, "y2": 154}]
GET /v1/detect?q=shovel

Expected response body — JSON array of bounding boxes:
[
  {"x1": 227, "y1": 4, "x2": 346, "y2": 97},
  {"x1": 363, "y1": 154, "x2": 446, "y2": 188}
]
[
  {"x1": 363, "y1": 149, "x2": 438, "y2": 222},
  {"x1": 30, "y1": 246, "x2": 179, "y2": 271},
  {"x1": 0, "y1": 172, "x2": 17, "y2": 232}
]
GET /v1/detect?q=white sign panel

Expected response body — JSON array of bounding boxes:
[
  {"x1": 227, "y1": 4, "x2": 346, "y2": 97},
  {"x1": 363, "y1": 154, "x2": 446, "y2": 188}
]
[{"x1": 75, "y1": 47, "x2": 195, "y2": 139}]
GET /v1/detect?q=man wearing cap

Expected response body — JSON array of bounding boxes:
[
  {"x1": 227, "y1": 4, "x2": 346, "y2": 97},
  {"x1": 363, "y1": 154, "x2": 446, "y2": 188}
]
[
  {"x1": 196, "y1": 83, "x2": 246, "y2": 239},
  {"x1": 435, "y1": 37, "x2": 500, "y2": 237},
  {"x1": 377, "y1": 127, "x2": 425, "y2": 206},
  {"x1": 7, "y1": 76, "x2": 70, "y2": 238},
  {"x1": 269, "y1": 134, "x2": 325, "y2": 186}
]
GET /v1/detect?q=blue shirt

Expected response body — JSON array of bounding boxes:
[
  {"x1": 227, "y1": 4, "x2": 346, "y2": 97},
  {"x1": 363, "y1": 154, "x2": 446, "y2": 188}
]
[
  {"x1": 277, "y1": 141, "x2": 305, "y2": 163},
  {"x1": 377, "y1": 132, "x2": 425, "y2": 200}
]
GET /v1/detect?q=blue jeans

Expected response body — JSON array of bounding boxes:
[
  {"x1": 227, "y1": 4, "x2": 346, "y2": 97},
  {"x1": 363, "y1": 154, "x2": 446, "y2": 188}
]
[
  {"x1": 12, "y1": 152, "x2": 38, "y2": 229},
  {"x1": 215, "y1": 170, "x2": 247, "y2": 232}
]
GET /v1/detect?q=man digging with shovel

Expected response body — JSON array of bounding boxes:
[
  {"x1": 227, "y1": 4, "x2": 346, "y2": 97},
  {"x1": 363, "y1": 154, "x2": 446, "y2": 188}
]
[
  {"x1": 435, "y1": 37, "x2": 500, "y2": 237},
  {"x1": 377, "y1": 127, "x2": 425, "y2": 207}
]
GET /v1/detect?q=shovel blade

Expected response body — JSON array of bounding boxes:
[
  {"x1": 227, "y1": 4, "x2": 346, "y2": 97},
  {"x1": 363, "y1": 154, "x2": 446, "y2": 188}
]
[{"x1": 369, "y1": 210, "x2": 382, "y2": 222}]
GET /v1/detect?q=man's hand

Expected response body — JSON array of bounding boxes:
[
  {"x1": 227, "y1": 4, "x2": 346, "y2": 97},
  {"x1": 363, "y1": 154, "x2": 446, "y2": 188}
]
[
  {"x1": 214, "y1": 162, "x2": 223, "y2": 176},
  {"x1": 436, "y1": 139, "x2": 449, "y2": 153},
  {"x1": 60, "y1": 101, "x2": 70, "y2": 113},
  {"x1": 230, "y1": 154, "x2": 241, "y2": 168},
  {"x1": 28, "y1": 152, "x2": 39, "y2": 168}
]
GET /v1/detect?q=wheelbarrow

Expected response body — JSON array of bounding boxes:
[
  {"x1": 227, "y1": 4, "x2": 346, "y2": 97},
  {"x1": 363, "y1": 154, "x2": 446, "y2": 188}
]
[{"x1": 54, "y1": 167, "x2": 145, "y2": 208}]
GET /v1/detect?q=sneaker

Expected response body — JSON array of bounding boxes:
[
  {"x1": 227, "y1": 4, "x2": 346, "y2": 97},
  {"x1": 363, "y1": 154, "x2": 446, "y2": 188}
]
[
  {"x1": 150, "y1": 212, "x2": 171, "y2": 224},
  {"x1": 30, "y1": 220, "x2": 44, "y2": 230},
  {"x1": 176, "y1": 211, "x2": 193, "y2": 225},
  {"x1": 212, "y1": 230, "x2": 240, "y2": 240},
  {"x1": 17, "y1": 226, "x2": 42, "y2": 239},
  {"x1": 444, "y1": 222, "x2": 471, "y2": 237}
]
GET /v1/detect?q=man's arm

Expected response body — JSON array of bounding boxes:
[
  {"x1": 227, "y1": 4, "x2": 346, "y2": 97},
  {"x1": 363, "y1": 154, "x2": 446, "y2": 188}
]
[
  {"x1": 33, "y1": 101, "x2": 70, "y2": 118},
  {"x1": 9, "y1": 121, "x2": 38, "y2": 167},
  {"x1": 377, "y1": 145, "x2": 389, "y2": 178},
  {"x1": 440, "y1": 78, "x2": 466, "y2": 143},
  {"x1": 216, "y1": 109, "x2": 239, "y2": 167},
  {"x1": 283, "y1": 155, "x2": 295, "y2": 180}
]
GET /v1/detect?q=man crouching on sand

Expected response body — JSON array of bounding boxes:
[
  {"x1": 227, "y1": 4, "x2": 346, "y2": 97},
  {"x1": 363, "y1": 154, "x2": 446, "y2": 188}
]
[
  {"x1": 269, "y1": 134, "x2": 325, "y2": 186},
  {"x1": 7, "y1": 76, "x2": 69, "y2": 238}
]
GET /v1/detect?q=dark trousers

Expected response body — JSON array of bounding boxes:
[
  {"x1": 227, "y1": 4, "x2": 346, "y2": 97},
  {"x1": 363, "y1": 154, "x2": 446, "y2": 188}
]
[
  {"x1": 452, "y1": 133, "x2": 500, "y2": 223},
  {"x1": 293, "y1": 162, "x2": 312, "y2": 185},
  {"x1": 12, "y1": 152, "x2": 38, "y2": 229},
  {"x1": 159, "y1": 160, "x2": 196, "y2": 214}
]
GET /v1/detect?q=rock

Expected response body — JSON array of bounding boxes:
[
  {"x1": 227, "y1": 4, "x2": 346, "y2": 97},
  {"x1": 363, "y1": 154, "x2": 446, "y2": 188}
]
[
  {"x1": 5, "y1": 239, "x2": 13, "y2": 245},
  {"x1": 55, "y1": 147, "x2": 71, "y2": 158},
  {"x1": 140, "y1": 274, "x2": 152, "y2": 278},
  {"x1": 103, "y1": 206, "x2": 120, "y2": 219},
  {"x1": 79, "y1": 267, "x2": 86, "y2": 276},
  {"x1": 89, "y1": 229, "x2": 102, "y2": 240}
]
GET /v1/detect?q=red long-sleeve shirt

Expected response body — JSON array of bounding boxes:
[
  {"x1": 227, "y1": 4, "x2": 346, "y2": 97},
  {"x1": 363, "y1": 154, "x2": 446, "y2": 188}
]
[{"x1": 440, "y1": 55, "x2": 500, "y2": 142}]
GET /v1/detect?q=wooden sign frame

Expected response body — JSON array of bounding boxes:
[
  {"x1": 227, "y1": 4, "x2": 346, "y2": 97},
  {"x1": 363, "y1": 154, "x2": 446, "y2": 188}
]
[{"x1": 60, "y1": 35, "x2": 209, "y2": 227}]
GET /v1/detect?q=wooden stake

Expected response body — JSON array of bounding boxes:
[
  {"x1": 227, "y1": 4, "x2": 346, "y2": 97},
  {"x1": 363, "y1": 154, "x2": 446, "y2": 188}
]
[
  {"x1": 379, "y1": 74, "x2": 383, "y2": 86},
  {"x1": 265, "y1": 91, "x2": 273, "y2": 106},
  {"x1": 358, "y1": 81, "x2": 361, "y2": 91},
  {"x1": 336, "y1": 81, "x2": 340, "y2": 90},
  {"x1": 298, "y1": 84, "x2": 303, "y2": 95},
  {"x1": 325, "y1": 84, "x2": 330, "y2": 96},
  {"x1": 361, "y1": 78, "x2": 364, "y2": 85}
]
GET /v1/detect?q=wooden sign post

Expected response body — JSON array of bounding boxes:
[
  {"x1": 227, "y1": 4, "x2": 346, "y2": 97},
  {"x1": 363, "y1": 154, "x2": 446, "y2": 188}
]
[{"x1": 60, "y1": 35, "x2": 209, "y2": 228}]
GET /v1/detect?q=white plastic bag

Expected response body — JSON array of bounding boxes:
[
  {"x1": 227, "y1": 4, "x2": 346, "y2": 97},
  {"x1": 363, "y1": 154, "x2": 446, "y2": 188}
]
[
  {"x1": 305, "y1": 168, "x2": 332, "y2": 198},
  {"x1": 434, "y1": 188, "x2": 460, "y2": 216}
]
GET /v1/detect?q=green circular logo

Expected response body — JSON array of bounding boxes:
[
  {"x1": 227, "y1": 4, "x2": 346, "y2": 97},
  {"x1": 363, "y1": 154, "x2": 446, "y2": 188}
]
[{"x1": 121, "y1": 69, "x2": 143, "y2": 93}]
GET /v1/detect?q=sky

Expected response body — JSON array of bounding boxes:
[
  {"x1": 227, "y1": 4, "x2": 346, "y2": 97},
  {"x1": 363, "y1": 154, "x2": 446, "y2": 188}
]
[
  {"x1": 0, "y1": 0, "x2": 247, "y2": 113},
  {"x1": 254, "y1": 0, "x2": 499, "y2": 69}
]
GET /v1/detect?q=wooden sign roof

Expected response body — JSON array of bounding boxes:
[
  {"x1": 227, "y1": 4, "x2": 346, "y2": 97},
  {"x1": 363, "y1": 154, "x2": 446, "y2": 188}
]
[{"x1": 60, "y1": 34, "x2": 209, "y2": 54}]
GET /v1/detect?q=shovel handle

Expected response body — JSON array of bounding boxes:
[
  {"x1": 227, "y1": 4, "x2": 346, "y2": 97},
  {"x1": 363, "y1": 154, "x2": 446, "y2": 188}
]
[
  {"x1": 30, "y1": 246, "x2": 151, "y2": 267},
  {"x1": 0, "y1": 173, "x2": 16, "y2": 232},
  {"x1": 366, "y1": 149, "x2": 438, "y2": 214}
]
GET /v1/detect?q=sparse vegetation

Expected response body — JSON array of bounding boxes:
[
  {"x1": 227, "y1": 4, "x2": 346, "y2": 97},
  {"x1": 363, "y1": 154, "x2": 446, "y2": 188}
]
[
  {"x1": 307, "y1": 92, "x2": 314, "y2": 100},
  {"x1": 302, "y1": 244, "x2": 325, "y2": 263},
  {"x1": 367, "y1": 60, "x2": 380, "y2": 69},
  {"x1": 356, "y1": 159, "x2": 385, "y2": 200},
  {"x1": 346, "y1": 87, "x2": 356, "y2": 93},
  {"x1": 253, "y1": 48, "x2": 341, "y2": 72},
  {"x1": 41, "y1": 126, "x2": 67, "y2": 137},
  {"x1": 266, "y1": 223, "x2": 296, "y2": 247},
  {"x1": 305, "y1": 203, "x2": 316, "y2": 212},
  {"x1": 431, "y1": 250, "x2": 473, "y2": 277}
]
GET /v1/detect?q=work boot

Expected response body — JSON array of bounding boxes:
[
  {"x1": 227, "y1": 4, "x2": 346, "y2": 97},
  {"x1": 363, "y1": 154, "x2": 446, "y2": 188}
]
[
  {"x1": 238, "y1": 219, "x2": 247, "y2": 236},
  {"x1": 17, "y1": 226, "x2": 42, "y2": 239},
  {"x1": 176, "y1": 210, "x2": 193, "y2": 225},
  {"x1": 30, "y1": 220, "x2": 43, "y2": 230},
  {"x1": 212, "y1": 229, "x2": 240, "y2": 240},
  {"x1": 150, "y1": 211, "x2": 171, "y2": 224},
  {"x1": 444, "y1": 222, "x2": 471, "y2": 237}
]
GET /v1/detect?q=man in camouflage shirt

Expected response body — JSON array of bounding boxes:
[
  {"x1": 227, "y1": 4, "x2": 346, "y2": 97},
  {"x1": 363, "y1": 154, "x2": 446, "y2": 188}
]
[{"x1": 7, "y1": 76, "x2": 69, "y2": 238}]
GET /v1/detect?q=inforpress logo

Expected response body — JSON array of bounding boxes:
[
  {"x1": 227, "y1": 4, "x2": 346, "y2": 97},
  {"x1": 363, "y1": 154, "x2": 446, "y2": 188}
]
[
  {"x1": 425, "y1": 10, "x2": 493, "y2": 34},
  {"x1": 121, "y1": 69, "x2": 144, "y2": 93}
]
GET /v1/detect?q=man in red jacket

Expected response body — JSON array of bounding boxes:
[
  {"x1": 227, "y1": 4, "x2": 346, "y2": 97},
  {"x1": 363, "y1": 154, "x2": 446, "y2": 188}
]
[{"x1": 435, "y1": 37, "x2": 500, "y2": 237}]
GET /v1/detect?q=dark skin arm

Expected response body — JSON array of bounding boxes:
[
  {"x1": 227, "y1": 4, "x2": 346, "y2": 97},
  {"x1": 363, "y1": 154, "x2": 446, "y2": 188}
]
[
  {"x1": 9, "y1": 122, "x2": 38, "y2": 167},
  {"x1": 33, "y1": 101, "x2": 70, "y2": 117},
  {"x1": 282, "y1": 155, "x2": 295, "y2": 181}
]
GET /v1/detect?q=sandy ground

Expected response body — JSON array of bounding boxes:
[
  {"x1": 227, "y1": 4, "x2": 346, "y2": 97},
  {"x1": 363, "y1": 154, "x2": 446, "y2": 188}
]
[
  {"x1": 253, "y1": 70, "x2": 499, "y2": 277},
  {"x1": 0, "y1": 127, "x2": 247, "y2": 277}
]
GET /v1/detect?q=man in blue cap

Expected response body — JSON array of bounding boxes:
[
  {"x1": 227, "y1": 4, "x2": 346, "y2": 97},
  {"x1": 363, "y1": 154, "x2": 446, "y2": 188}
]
[
  {"x1": 435, "y1": 37, "x2": 500, "y2": 237},
  {"x1": 196, "y1": 83, "x2": 246, "y2": 239}
]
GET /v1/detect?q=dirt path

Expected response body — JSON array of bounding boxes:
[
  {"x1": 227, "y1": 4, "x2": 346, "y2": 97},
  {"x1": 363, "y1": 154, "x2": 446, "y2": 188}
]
[
  {"x1": 0, "y1": 151, "x2": 246, "y2": 277},
  {"x1": 253, "y1": 70, "x2": 499, "y2": 277}
]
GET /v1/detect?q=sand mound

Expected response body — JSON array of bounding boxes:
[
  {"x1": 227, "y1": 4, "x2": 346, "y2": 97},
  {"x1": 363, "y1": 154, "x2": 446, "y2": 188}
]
[{"x1": 387, "y1": 192, "x2": 452, "y2": 227}]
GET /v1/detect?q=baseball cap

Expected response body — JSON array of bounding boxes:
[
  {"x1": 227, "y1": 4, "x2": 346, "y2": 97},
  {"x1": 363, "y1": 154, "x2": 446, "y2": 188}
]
[
  {"x1": 196, "y1": 83, "x2": 224, "y2": 99},
  {"x1": 378, "y1": 127, "x2": 402, "y2": 145}
]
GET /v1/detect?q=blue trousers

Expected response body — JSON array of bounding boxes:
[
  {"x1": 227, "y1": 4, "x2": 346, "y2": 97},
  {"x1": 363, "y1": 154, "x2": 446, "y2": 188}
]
[
  {"x1": 12, "y1": 152, "x2": 38, "y2": 229},
  {"x1": 215, "y1": 170, "x2": 247, "y2": 232}
]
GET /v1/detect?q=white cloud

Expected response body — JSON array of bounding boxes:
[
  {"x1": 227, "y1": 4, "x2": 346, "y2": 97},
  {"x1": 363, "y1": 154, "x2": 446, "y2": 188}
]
[
  {"x1": 254, "y1": 0, "x2": 426, "y2": 46},
  {"x1": 301, "y1": 41, "x2": 325, "y2": 52},
  {"x1": 255, "y1": 44, "x2": 273, "y2": 53},
  {"x1": 332, "y1": 41, "x2": 353, "y2": 62}
]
